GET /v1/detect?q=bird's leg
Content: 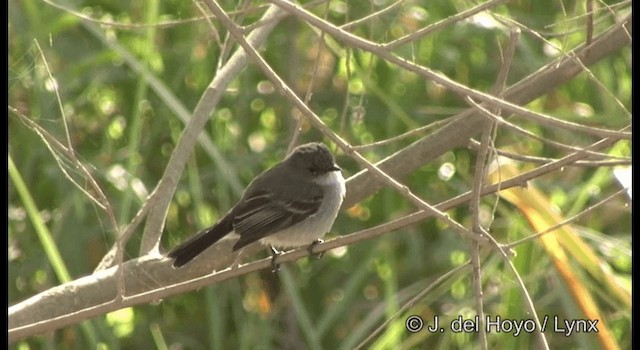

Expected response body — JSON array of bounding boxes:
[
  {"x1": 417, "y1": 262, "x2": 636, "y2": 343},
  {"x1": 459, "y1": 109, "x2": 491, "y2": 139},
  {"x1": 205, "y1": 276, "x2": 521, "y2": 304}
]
[
  {"x1": 306, "y1": 239, "x2": 325, "y2": 260},
  {"x1": 270, "y1": 245, "x2": 283, "y2": 273},
  {"x1": 231, "y1": 248, "x2": 245, "y2": 269}
]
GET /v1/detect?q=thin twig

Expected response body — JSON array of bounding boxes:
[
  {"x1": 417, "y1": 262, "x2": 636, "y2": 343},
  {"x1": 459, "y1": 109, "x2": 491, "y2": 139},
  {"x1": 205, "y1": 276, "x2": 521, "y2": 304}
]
[
  {"x1": 354, "y1": 263, "x2": 471, "y2": 349},
  {"x1": 494, "y1": 13, "x2": 631, "y2": 118},
  {"x1": 505, "y1": 188, "x2": 629, "y2": 249},
  {"x1": 340, "y1": 0, "x2": 404, "y2": 30},
  {"x1": 469, "y1": 25, "x2": 522, "y2": 349},
  {"x1": 467, "y1": 97, "x2": 630, "y2": 159},
  {"x1": 467, "y1": 140, "x2": 631, "y2": 166},
  {"x1": 352, "y1": 117, "x2": 456, "y2": 151},
  {"x1": 289, "y1": 0, "x2": 332, "y2": 153},
  {"x1": 384, "y1": 0, "x2": 509, "y2": 49}
]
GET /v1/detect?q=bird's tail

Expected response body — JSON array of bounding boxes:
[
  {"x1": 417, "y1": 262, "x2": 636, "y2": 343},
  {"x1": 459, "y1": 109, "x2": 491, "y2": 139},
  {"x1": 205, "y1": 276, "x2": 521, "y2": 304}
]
[{"x1": 168, "y1": 216, "x2": 233, "y2": 268}]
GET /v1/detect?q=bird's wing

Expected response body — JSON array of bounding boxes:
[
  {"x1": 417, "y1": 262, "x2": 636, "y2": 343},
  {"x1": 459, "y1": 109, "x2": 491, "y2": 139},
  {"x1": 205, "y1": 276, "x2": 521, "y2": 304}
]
[{"x1": 231, "y1": 189, "x2": 322, "y2": 250}]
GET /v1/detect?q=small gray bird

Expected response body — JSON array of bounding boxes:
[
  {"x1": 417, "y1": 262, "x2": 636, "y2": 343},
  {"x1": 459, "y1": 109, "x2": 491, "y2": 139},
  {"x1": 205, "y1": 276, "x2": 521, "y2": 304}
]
[{"x1": 168, "y1": 142, "x2": 346, "y2": 270}]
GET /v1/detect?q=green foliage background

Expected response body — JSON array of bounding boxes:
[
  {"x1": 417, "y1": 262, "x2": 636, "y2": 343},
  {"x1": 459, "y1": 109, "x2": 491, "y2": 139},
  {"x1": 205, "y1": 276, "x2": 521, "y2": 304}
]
[{"x1": 9, "y1": 0, "x2": 630, "y2": 349}]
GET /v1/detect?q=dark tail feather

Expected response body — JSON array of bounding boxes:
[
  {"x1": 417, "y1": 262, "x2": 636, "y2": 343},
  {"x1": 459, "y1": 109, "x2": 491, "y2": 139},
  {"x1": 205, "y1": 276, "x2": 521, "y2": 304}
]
[{"x1": 168, "y1": 216, "x2": 233, "y2": 268}]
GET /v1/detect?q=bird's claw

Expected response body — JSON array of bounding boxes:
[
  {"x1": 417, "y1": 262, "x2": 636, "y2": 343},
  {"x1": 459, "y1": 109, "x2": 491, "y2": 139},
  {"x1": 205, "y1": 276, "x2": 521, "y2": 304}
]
[
  {"x1": 307, "y1": 239, "x2": 325, "y2": 260},
  {"x1": 270, "y1": 245, "x2": 283, "y2": 273}
]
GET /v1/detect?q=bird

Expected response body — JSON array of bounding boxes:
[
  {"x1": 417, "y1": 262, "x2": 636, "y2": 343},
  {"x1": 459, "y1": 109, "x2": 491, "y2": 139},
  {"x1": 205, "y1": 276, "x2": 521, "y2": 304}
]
[{"x1": 167, "y1": 142, "x2": 346, "y2": 271}]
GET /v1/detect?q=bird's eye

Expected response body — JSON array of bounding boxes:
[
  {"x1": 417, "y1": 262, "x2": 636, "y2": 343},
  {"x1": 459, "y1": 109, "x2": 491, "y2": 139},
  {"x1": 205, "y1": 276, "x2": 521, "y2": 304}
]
[{"x1": 308, "y1": 167, "x2": 319, "y2": 174}]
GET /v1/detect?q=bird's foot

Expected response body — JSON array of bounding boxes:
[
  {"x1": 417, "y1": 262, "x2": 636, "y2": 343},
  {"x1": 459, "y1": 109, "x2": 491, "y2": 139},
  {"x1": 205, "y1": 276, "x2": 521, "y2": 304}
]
[
  {"x1": 306, "y1": 239, "x2": 325, "y2": 260},
  {"x1": 270, "y1": 245, "x2": 283, "y2": 273}
]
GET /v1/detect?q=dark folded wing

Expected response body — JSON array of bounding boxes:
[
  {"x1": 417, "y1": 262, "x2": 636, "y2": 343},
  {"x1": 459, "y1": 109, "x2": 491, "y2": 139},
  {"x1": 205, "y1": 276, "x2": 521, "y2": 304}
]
[{"x1": 231, "y1": 190, "x2": 322, "y2": 250}]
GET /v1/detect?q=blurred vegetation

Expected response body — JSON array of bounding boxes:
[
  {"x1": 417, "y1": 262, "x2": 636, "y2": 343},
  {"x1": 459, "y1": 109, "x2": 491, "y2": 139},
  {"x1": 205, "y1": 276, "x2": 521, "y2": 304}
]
[{"x1": 9, "y1": 0, "x2": 630, "y2": 349}]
